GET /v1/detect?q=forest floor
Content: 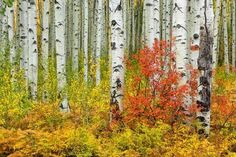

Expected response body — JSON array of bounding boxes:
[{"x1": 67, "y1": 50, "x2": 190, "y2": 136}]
[{"x1": 0, "y1": 68, "x2": 235, "y2": 157}]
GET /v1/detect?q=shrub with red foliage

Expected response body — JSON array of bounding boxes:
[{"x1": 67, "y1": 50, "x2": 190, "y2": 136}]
[{"x1": 124, "y1": 40, "x2": 192, "y2": 127}]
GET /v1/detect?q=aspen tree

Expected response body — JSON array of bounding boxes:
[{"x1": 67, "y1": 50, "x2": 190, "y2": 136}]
[
  {"x1": 189, "y1": 0, "x2": 204, "y2": 119},
  {"x1": 197, "y1": 0, "x2": 214, "y2": 135},
  {"x1": 153, "y1": 0, "x2": 160, "y2": 41},
  {"x1": 83, "y1": 0, "x2": 88, "y2": 83},
  {"x1": 172, "y1": 0, "x2": 188, "y2": 86},
  {"x1": 1, "y1": 6, "x2": 8, "y2": 46},
  {"x1": 110, "y1": 0, "x2": 125, "y2": 122},
  {"x1": 28, "y1": 0, "x2": 38, "y2": 100},
  {"x1": 95, "y1": 0, "x2": 103, "y2": 85},
  {"x1": 212, "y1": 0, "x2": 221, "y2": 68},
  {"x1": 72, "y1": 0, "x2": 80, "y2": 72},
  {"x1": 232, "y1": 0, "x2": 236, "y2": 67},
  {"x1": 6, "y1": 5, "x2": 14, "y2": 73},
  {"x1": 55, "y1": 0, "x2": 70, "y2": 112},
  {"x1": 143, "y1": 0, "x2": 154, "y2": 47},
  {"x1": 222, "y1": 0, "x2": 229, "y2": 73},
  {"x1": 42, "y1": 0, "x2": 49, "y2": 101},
  {"x1": 19, "y1": 0, "x2": 29, "y2": 81}
]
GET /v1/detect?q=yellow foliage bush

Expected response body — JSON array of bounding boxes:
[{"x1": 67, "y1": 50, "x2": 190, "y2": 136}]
[{"x1": 0, "y1": 54, "x2": 236, "y2": 156}]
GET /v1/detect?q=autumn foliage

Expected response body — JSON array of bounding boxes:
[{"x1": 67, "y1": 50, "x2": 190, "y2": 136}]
[
  {"x1": 0, "y1": 42, "x2": 236, "y2": 156},
  {"x1": 124, "y1": 40, "x2": 190, "y2": 126}
]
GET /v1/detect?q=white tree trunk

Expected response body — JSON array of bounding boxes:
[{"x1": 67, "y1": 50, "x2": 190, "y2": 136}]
[
  {"x1": 222, "y1": 0, "x2": 229, "y2": 73},
  {"x1": 131, "y1": 0, "x2": 135, "y2": 51},
  {"x1": 189, "y1": 0, "x2": 204, "y2": 119},
  {"x1": 42, "y1": 0, "x2": 49, "y2": 101},
  {"x1": 190, "y1": 0, "x2": 204, "y2": 69},
  {"x1": 172, "y1": 0, "x2": 191, "y2": 113},
  {"x1": 19, "y1": 0, "x2": 29, "y2": 82},
  {"x1": 1, "y1": 9, "x2": 8, "y2": 46},
  {"x1": 232, "y1": 0, "x2": 236, "y2": 67},
  {"x1": 6, "y1": 6, "x2": 14, "y2": 65},
  {"x1": 72, "y1": 0, "x2": 80, "y2": 72},
  {"x1": 153, "y1": 0, "x2": 160, "y2": 41},
  {"x1": 144, "y1": 0, "x2": 155, "y2": 47},
  {"x1": 212, "y1": 0, "x2": 221, "y2": 68},
  {"x1": 110, "y1": 0, "x2": 125, "y2": 122},
  {"x1": 162, "y1": 0, "x2": 167, "y2": 41},
  {"x1": 0, "y1": 13, "x2": 2, "y2": 44},
  {"x1": 28, "y1": 0, "x2": 38, "y2": 100},
  {"x1": 49, "y1": 0, "x2": 56, "y2": 53},
  {"x1": 165, "y1": 0, "x2": 171, "y2": 42},
  {"x1": 95, "y1": 0, "x2": 103, "y2": 85},
  {"x1": 83, "y1": 0, "x2": 88, "y2": 83},
  {"x1": 55, "y1": 0, "x2": 70, "y2": 112},
  {"x1": 122, "y1": 0, "x2": 127, "y2": 49},
  {"x1": 197, "y1": 0, "x2": 214, "y2": 135},
  {"x1": 172, "y1": 0, "x2": 188, "y2": 85}
]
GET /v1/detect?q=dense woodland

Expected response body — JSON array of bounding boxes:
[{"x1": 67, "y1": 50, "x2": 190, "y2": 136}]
[{"x1": 0, "y1": 0, "x2": 235, "y2": 156}]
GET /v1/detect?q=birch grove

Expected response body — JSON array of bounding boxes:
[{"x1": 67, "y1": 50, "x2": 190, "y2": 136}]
[{"x1": 0, "y1": 0, "x2": 236, "y2": 140}]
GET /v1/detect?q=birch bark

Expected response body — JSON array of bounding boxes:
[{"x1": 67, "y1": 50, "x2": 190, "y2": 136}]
[
  {"x1": 19, "y1": 0, "x2": 29, "y2": 80},
  {"x1": 95, "y1": 0, "x2": 103, "y2": 85},
  {"x1": 55, "y1": 0, "x2": 70, "y2": 111},
  {"x1": 222, "y1": 0, "x2": 229, "y2": 73},
  {"x1": 83, "y1": 0, "x2": 88, "y2": 83},
  {"x1": 172, "y1": 0, "x2": 188, "y2": 85},
  {"x1": 110, "y1": 0, "x2": 125, "y2": 122},
  {"x1": 153, "y1": 0, "x2": 160, "y2": 41},
  {"x1": 232, "y1": 0, "x2": 236, "y2": 67},
  {"x1": 212, "y1": 0, "x2": 221, "y2": 68},
  {"x1": 28, "y1": 0, "x2": 38, "y2": 100},
  {"x1": 6, "y1": 6, "x2": 14, "y2": 66},
  {"x1": 144, "y1": 0, "x2": 154, "y2": 47},
  {"x1": 72, "y1": 0, "x2": 80, "y2": 72},
  {"x1": 197, "y1": 0, "x2": 214, "y2": 135},
  {"x1": 42, "y1": 0, "x2": 49, "y2": 101}
]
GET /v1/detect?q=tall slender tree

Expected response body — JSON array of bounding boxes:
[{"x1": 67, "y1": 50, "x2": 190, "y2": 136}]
[
  {"x1": 212, "y1": 0, "x2": 221, "y2": 68},
  {"x1": 95, "y1": 0, "x2": 103, "y2": 85},
  {"x1": 222, "y1": 0, "x2": 229, "y2": 73},
  {"x1": 232, "y1": 0, "x2": 236, "y2": 68},
  {"x1": 49, "y1": 0, "x2": 55, "y2": 54},
  {"x1": 42, "y1": 0, "x2": 49, "y2": 101},
  {"x1": 72, "y1": 0, "x2": 80, "y2": 72},
  {"x1": 110, "y1": 0, "x2": 125, "y2": 122},
  {"x1": 55, "y1": 0, "x2": 70, "y2": 111},
  {"x1": 6, "y1": 5, "x2": 14, "y2": 77},
  {"x1": 1, "y1": 5, "x2": 8, "y2": 47},
  {"x1": 153, "y1": 0, "x2": 160, "y2": 41},
  {"x1": 28, "y1": 0, "x2": 38, "y2": 100},
  {"x1": 19, "y1": 0, "x2": 29, "y2": 82},
  {"x1": 172, "y1": 0, "x2": 189, "y2": 108},
  {"x1": 189, "y1": 0, "x2": 204, "y2": 106},
  {"x1": 143, "y1": 0, "x2": 154, "y2": 47},
  {"x1": 83, "y1": 0, "x2": 88, "y2": 83},
  {"x1": 197, "y1": 0, "x2": 214, "y2": 135}
]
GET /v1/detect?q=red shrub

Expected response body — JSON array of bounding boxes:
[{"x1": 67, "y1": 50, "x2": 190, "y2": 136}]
[{"x1": 124, "y1": 40, "x2": 192, "y2": 126}]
